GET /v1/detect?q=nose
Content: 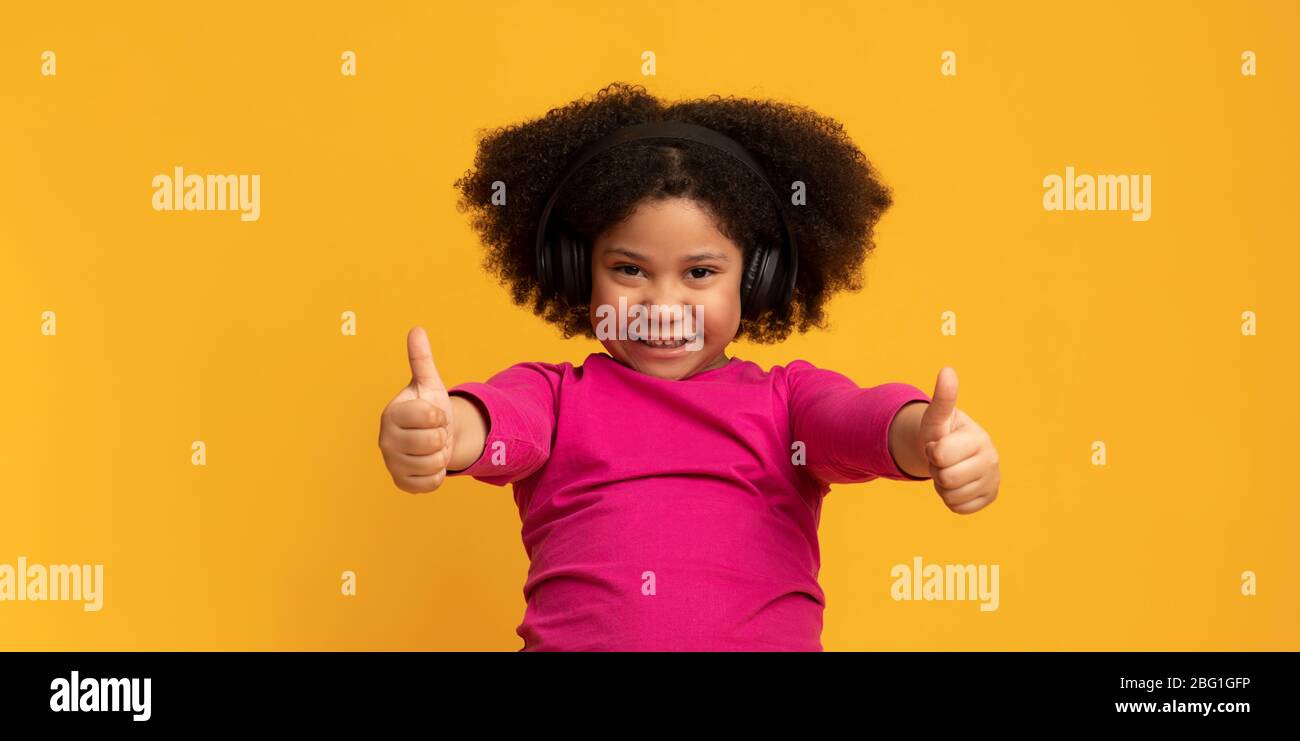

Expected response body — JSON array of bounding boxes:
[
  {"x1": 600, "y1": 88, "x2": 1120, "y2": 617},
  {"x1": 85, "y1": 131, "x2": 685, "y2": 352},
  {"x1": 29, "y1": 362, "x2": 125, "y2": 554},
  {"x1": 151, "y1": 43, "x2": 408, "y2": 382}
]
[
  {"x1": 632, "y1": 287, "x2": 701, "y2": 338},
  {"x1": 639, "y1": 273, "x2": 690, "y2": 309},
  {"x1": 627, "y1": 284, "x2": 677, "y2": 319}
]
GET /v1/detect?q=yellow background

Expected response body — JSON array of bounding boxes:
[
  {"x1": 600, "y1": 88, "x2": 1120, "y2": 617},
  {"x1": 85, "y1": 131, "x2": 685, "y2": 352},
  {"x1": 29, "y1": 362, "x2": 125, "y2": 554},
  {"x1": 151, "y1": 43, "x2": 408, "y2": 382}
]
[{"x1": 1, "y1": 0, "x2": 1296, "y2": 650}]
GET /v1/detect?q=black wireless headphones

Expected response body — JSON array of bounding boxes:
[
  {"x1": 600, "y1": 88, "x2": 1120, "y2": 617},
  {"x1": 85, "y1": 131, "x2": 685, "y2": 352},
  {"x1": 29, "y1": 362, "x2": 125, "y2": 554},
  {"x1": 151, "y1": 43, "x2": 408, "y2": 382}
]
[{"x1": 534, "y1": 120, "x2": 798, "y2": 322}]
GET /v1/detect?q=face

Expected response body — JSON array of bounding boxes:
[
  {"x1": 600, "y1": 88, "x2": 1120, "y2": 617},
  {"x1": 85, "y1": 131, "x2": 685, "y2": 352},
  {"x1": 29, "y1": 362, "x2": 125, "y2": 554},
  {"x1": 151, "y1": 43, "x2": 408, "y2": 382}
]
[{"x1": 588, "y1": 197, "x2": 743, "y2": 381}]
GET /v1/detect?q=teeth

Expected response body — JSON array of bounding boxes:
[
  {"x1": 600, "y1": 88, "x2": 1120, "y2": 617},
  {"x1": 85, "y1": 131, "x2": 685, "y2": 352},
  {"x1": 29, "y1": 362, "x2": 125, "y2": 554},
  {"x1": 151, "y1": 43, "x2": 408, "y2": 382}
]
[{"x1": 638, "y1": 336, "x2": 693, "y2": 347}]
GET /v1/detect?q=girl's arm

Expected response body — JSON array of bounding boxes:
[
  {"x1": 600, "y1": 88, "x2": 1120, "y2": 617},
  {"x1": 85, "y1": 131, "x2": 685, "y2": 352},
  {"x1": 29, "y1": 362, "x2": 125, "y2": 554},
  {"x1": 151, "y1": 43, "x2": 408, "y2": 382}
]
[
  {"x1": 789, "y1": 363, "x2": 1000, "y2": 513},
  {"x1": 443, "y1": 361, "x2": 563, "y2": 486},
  {"x1": 786, "y1": 360, "x2": 933, "y2": 486},
  {"x1": 447, "y1": 395, "x2": 489, "y2": 472},
  {"x1": 378, "y1": 328, "x2": 556, "y2": 492},
  {"x1": 887, "y1": 401, "x2": 931, "y2": 478}
]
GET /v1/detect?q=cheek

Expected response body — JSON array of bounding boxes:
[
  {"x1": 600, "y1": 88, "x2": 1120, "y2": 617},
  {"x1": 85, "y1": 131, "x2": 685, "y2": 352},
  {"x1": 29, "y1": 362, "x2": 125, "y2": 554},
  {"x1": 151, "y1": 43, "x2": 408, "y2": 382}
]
[
  {"x1": 589, "y1": 270, "x2": 635, "y2": 310},
  {"x1": 588, "y1": 274, "x2": 617, "y2": 321},
  {"x1": 699, "y1": 278, "x2": 742, "y2": 340}
]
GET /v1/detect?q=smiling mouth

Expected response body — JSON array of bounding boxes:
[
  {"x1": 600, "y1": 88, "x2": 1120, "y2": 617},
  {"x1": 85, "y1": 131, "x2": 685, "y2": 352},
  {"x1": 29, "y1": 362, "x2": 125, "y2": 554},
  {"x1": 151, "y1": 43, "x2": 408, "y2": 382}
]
[{"x1": 632, "y1": 333, "x2": 698, "y2": 349}]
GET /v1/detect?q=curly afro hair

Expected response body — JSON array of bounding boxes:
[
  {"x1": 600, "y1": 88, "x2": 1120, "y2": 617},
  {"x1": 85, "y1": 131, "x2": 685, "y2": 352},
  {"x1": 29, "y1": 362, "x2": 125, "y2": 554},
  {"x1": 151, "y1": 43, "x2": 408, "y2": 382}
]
[{"x1": 452, "y1": 81, "x2": 894, "y2": 344}]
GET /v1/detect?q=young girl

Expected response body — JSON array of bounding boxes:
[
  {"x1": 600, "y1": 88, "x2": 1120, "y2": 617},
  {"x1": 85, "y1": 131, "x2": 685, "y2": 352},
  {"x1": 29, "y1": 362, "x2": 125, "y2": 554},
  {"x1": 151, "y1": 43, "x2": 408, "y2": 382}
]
[{"x1": 378, "y1": 82, "x2": 1000, "y2": 651}]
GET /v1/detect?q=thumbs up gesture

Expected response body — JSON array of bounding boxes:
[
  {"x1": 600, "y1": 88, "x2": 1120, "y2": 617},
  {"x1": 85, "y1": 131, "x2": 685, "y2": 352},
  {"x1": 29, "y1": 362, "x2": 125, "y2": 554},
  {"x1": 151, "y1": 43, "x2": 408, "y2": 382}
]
[
  {"x1": 917, "y1": 367, "x2": 1001, "y2": 514},
  {"x1": 378, "y1": 327, "x2": 457, "y2": 493}
]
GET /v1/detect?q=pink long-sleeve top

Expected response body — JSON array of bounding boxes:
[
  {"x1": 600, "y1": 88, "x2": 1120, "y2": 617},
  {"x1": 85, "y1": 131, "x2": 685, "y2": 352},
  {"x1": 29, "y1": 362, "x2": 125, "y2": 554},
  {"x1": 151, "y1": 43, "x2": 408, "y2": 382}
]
[{"x1": 446, "y1": 352, "x2": 932, "y2": 651}]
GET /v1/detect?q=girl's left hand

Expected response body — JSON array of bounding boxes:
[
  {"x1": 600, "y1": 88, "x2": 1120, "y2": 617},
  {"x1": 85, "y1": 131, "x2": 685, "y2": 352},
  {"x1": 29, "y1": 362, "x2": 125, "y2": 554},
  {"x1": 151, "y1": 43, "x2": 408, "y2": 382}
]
[{"x1": 918, "y1": 368, "x2": 1001, "y2": 514}]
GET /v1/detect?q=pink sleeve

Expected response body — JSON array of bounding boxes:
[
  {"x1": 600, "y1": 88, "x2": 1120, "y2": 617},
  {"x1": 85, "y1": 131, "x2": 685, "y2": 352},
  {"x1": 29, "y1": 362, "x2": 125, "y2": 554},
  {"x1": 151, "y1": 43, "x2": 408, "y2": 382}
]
[
  {"x1": 785, "y1": 360, "x2": 933, "y2": 486},
  {"x1": 444, "y1": 362, "x2": 562, "y2": 487}
]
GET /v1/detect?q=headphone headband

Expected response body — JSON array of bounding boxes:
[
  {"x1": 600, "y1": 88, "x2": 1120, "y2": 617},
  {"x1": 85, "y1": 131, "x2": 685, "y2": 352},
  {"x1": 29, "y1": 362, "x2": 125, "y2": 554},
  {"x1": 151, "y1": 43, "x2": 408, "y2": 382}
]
[{"x1": 535, "y1": 120, "x2": 798, "y2": 321}]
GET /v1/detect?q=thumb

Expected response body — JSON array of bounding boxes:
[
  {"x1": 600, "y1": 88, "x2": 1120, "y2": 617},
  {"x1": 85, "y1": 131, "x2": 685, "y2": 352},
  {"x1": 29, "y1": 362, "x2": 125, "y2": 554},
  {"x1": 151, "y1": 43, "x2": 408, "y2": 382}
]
[
  {"x1": 406, "y1": 326, "x2": 448, "y2": 403},
  {"x1": 918, "y1": 366, "x2": 958, "y2": 445}
]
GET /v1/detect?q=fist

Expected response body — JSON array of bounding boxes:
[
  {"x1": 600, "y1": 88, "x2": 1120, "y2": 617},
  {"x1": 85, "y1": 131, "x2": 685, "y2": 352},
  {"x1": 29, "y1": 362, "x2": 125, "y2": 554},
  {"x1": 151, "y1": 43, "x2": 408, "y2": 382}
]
[
  {"x1": 918, "y1": 367, "x2": 1001, "y2": 514},
  {"x1": 378, "y1": 326, "x2": 456, "y2": 493}
]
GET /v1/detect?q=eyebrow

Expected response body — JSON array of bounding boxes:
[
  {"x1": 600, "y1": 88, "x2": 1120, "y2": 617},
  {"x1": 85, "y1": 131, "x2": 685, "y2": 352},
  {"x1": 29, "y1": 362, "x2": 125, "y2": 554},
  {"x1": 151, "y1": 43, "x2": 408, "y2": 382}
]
[{"x1": 605, "y1": 247, "x2": 731, "y2": 263}]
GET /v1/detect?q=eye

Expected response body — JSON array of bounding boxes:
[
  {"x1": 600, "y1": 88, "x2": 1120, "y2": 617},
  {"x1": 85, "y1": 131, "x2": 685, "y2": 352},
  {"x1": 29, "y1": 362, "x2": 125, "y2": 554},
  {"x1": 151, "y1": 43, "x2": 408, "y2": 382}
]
[
  {"x1": 615, "y1": 264, "x2": 643, "y2": 277},
  {"x1": 687, "y1": 267, "x2": 716, "y2": 280}
]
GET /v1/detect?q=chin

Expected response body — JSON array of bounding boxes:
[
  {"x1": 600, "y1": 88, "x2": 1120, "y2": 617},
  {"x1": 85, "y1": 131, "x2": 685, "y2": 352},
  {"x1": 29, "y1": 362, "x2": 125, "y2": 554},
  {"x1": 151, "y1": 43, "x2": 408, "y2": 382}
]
[{"x1": 610, "y1": 342, "x2": 715, "y2": 380}]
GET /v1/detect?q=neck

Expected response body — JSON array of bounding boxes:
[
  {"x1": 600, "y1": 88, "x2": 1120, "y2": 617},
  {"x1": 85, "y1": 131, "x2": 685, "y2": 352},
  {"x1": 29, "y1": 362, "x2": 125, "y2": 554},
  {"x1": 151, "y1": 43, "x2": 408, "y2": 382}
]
[{"x1": 700, "y1": 351, "x2": 730, "y2": 372}]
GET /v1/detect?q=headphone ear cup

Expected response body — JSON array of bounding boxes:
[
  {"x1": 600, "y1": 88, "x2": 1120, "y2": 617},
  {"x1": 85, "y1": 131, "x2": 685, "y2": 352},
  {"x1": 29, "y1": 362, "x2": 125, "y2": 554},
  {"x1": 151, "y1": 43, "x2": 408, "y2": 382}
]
[
  {"x1": 740, "y1": 245, "x2": 768, "y2": 320},
  {"x1": 556, "y1": 229, "x2": 591, "y2": 305},
  {"x1": 571, "y1": 232, "x2": 590, "y2": 305},
  {"x1": 537, "y1": 232, "x2": 555, "y2": 299},
  {"x1": 575, "y1": 236, "x2": 591, "y2": 304}
]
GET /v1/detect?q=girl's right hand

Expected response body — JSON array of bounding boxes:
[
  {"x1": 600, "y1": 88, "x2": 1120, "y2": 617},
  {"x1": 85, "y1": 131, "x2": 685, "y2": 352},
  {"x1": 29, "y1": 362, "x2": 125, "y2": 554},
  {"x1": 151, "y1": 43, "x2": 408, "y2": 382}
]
[{"x1": 378, "y1": 327, "x2": 456, "y2": 493}]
